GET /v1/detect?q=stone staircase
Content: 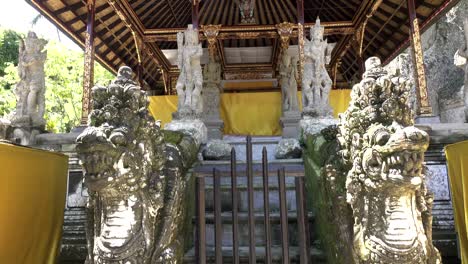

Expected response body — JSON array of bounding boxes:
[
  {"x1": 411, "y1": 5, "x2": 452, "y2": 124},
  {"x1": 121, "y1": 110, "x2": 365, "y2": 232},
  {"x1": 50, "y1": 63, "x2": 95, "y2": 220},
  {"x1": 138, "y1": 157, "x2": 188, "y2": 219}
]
[
  {"x1": 58, "y1": 208, "x2": 87, "y2": 264},
  {"x1": 184, "y1": 136, "x2": 325, "y2": 263}
]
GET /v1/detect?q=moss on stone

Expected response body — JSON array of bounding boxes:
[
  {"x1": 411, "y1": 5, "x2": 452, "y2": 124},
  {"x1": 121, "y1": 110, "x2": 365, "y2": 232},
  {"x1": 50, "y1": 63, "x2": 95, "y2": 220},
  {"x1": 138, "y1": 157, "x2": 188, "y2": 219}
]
[
  {"x1": 303, "y1": 132, "x2": 351, "y2": 264},
  {"x1": 162, "y1": 130, "x2": 184, "y2": 145}
]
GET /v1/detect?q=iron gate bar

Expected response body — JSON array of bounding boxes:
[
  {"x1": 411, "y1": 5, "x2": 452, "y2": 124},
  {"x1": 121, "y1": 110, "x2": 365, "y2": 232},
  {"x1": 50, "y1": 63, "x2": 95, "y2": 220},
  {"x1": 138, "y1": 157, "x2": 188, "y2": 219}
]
[
  {"x1": 295, "y1": 177, "x2": 309, "y2": 264},
  {"x1": 262, "y1": 147, "x2": 272, "y2": 264},
  {"x1": 231, "y1": 148, "x2": 240, "y2": 264},
  {"x1": 214, "y1": 168, "x2": 222, "y2": 264},
  {"x1": 246, "y1": 136, "x2": 256, "y2": 263},
  {"x1": 278, "y1": 168, "x2": 290, "y2": 264},
  {"x1": 195, "y1": 176, "x2": 206, "y2": 264}
]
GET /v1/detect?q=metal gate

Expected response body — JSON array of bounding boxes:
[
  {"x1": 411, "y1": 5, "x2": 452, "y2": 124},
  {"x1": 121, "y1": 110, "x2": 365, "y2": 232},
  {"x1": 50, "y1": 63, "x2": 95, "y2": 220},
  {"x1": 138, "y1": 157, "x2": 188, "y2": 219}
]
[{"x1": 195, "y1": 136, "x2": 311, "y2": 263}]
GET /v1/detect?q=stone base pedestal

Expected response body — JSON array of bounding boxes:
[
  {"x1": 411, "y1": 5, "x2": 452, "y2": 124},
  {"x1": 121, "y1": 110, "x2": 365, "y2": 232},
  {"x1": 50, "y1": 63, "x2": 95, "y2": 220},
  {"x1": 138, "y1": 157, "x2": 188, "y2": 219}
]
[
  {"x1": 280, "y1": 111, "x2": 301, "y2": 138},
  {"x1": 203, "y1": 118, "x2": 224, "y2": 140},
  {"x1": 164, "y1": 119, "x2": 208, "y2": 145},
  {"x1": 0, "y1": 118, "x2": 11, "y2": 140},
  {"x1": 8, "y1": 126, "x2": 42, "y2": 146},
  {"x1": 415, "y1": 115, "x2": 441, "y2": 124},
  {"x1": 299, "y1": 116, "x2": 337, "y2": 137}
]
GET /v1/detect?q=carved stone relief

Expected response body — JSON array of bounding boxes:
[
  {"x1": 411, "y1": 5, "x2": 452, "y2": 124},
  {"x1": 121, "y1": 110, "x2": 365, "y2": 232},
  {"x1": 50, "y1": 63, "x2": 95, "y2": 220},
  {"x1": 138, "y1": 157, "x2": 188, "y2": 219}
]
[
  {"x1": 203, "y1": 57, "x2": 222, "y2": 119},
  {"x1": 175, "y1": 24, "x2": 204, "y2": 119},
  {"x1": 334, "y1": 57, "x2": 441, "y2": 263},
  {"x1": 77, "y1": 66, "x2": 195, "y2": 263},
  {"x1": 302, "y1": 18, "x2": 335, "y2": 117},
  {"x1": 279, "y1": 54, "x2": 299, "y2": 113},
  {"x1": 6, "y1": 32, "x2": 48, "y2": 145},
  {"x1": 238, "y1": 0, "x2": 256, "y2": 24}
]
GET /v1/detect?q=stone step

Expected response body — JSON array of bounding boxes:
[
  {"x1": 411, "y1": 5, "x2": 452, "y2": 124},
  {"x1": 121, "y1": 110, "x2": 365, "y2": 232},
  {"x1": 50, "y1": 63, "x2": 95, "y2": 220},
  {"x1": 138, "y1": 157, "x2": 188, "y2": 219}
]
[
  {"x1": 63, "y1": 214, "x2": 87, "y2": 222},
  {"x1": 193, "y1": 212, "x2": 316, "y2": 247},
  {"x1": 62, "y1": 230, "x2": 86, "y2": 238},
  {"x1": 63, "y1": 225, "x2": 85, "y2": 232},
  {"x1": 64, "y1": 208, "x2": 87, "y2": 215},
  {"x1": 183, "y1": 246, "x2": 326, "y2": 263},
  {"x1": 61, "y1": 236, "x2": 87, "y2": 245},
  {"x1": 195, "y1": 212, "x2": 315, "y2": 224},
  {"x1": 194, "y1": 160, "x2": 304, "y2": 174},
  {"x1": 204, "y1": 189, "x2": 300, "y2": 212}
]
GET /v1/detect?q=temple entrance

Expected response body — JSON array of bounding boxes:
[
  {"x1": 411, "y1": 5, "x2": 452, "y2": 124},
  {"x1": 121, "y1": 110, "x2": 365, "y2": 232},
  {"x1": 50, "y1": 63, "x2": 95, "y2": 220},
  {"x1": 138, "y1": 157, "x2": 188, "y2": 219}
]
[{"x1": 192, "y1": 136, "x2": 314, "y2": 263}]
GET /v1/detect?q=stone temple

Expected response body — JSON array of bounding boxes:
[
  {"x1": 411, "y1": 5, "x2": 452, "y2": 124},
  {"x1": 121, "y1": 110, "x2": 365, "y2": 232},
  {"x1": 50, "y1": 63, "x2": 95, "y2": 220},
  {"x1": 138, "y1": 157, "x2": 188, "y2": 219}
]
[{"x1": 2, "y1": 0, "x2": 468, "y2": 263}]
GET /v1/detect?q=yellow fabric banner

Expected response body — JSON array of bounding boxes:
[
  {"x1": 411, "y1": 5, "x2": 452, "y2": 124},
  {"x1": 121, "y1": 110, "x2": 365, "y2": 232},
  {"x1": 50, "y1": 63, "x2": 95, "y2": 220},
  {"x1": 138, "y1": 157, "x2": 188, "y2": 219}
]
[
  {"x1": 445, "y1": 140, "x2": 468, "y2": 264},
  {"x1": 149, "y1": 90, "x2": 351, "y2": 136},
  {"x1": 0, "y1": 143, "x2": 68, "y2": 264}
]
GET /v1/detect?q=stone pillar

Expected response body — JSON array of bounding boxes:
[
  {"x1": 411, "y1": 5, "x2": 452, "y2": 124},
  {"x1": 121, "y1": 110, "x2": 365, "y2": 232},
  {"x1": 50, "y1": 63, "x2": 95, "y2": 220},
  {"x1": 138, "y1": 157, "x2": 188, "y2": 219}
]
[
  {"x1": 80, "y1": 0, "x2": 96, "y2": 125},
  {"x1": 276, "y1": 22, "x2": 301, "y2": 138},
  {"x1": 407, "y1": 0, "x2": 438, "y2": 123},
  {"x1": 296, "y1": 0, "x2": 304, "y2": 80},
  {"x1": 165, "y1": 24, "x2": 207, "y2": 144},
  {"x1": 201, "y1": 24, "x2": 224, "y2": 139}
]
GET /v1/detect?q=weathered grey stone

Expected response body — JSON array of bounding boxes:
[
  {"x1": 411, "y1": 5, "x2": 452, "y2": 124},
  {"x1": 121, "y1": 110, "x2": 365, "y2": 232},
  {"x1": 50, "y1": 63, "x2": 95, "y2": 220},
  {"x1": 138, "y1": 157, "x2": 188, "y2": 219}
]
[
  {"x1": 279, "y1": 54, "x2": 299, "y2": 113},
  {"x1": 280, "y1": 111, "x2": 301, "y2": 138},
  {"x1": 389, "y1": 0, "x2": 468, "y2": 118},
  {"x1": 35, "y1": 132, "x2": 79, "y2": 145},
  {"x1": 0, "y1": 118, "x2": 10, "y2": 140},
  {"x1": 204, "y1": 118, "x2": 224, "y2": 139},
  {"x1": 165, "y1": 118, "x2": 208, "y2": 145},
  {"x1": 300, "y1": 116, "x2": 337, "y2": 137},
  {"x1": 175, "y1": 24, "x2": 203, "y2": 118},
  {"x1": 5, "y1": 32, "x2": 48, "y2": 145},
  {"x1": 9, "y1": 31, "x2": 47, "y2": 128},
  {"x1": 302, "y1": 18, "x2": 335, "y2": 117},
  {"x1": 275, "y1": 138, "x2": 302, "y2": 159},
  {"x1": 76, "y1": 66, "x2": 197, "y2": 264},
  {"x1": 202, "y1": 139, "x2": 231, "y2": 160},
  {"x1": 330, "y1": 57, "x2": 441, "y2": 263}
]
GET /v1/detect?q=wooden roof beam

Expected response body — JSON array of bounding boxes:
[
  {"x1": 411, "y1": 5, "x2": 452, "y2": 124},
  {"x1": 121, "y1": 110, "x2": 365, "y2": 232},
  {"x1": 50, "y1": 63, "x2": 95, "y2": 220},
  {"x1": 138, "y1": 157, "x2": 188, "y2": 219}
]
[{"x1": 107, "y1": 0, "x2": 171, "y2": 72}]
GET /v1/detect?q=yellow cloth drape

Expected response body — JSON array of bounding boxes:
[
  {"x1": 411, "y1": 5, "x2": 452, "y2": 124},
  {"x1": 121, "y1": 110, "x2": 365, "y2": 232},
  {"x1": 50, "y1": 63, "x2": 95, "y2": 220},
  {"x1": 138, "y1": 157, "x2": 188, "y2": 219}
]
[
  {"x1": 149, "y1": 90, "x2": 351, "y2": 136},
  {"x1": 0, "y1": 143, "x2": 68, "y2": 264},
  {"x1": 445, "y1": 140, "x2": 468, "y2": 264}
]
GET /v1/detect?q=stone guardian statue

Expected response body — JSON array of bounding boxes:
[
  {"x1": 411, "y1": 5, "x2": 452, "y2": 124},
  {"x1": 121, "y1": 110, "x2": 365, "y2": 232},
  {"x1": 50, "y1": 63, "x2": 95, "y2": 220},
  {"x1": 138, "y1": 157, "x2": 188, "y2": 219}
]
[
  {"x1": 279, "y1": 54, "x2": 299, "y2": 113},
  {"x1": 335, "y1": 57, "x2": 441, "y2": 263},
  {"x1": 76, "y1": 66, "x2": 198, "y2": 264},
  {"x1": 7, "y1": 32, "x2": 47, "y2": 145},
  {"x1": 302, "y1": 18, "x2": 335, "y2": 117},
  {"x1": 174, "y1": 24, "x2": 203, "y2": 119},
  {"x1": 202, "y1": 56, "x2": 224, "y2": 139}
]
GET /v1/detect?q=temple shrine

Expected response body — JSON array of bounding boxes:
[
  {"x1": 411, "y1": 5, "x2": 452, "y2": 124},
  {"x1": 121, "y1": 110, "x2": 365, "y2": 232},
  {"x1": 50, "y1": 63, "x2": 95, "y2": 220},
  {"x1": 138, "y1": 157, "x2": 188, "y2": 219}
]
[{"x1": 1, "y1": 0, "x2": 468, "y2": 263}]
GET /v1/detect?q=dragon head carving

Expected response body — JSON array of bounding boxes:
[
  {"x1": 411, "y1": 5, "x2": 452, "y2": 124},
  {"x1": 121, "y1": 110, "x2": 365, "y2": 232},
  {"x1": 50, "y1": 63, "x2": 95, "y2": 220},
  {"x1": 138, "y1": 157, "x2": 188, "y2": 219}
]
[
  {"x1": 77, "y1": 66, "x2": 191, "y2": 264},
  {"x1": 77, "y1": 66, "x2": 164, "y2": 194},
  {"x1": 337, "y1": 57, "x2": 441, "y2": 263}
]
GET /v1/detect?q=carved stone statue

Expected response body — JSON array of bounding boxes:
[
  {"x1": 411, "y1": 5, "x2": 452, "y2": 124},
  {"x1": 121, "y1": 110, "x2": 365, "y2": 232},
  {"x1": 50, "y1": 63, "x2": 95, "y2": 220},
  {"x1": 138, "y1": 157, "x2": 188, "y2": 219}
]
[
  {"x1": 203, "y1": 57, "x2": 222, "y2": 118},
  {"x1": 279, "y1": 54, "x2": 299, "y2": 113},
  {"x1": 335, "y1": 57, "x2": 441, "y2": 263},
  {"x1": 175, "y1": 24, "x2": 203, "y2": 119},
  {"x1": 238, "y1": 0, "x2": 256, "y2": 24},
  {"x1": 76, "y1": 66, "x2": 196, "y2": 264},
  {"x1": 302, "y1": 18, "x2": 335, "y2": 117},
  {"x1": 11, "y1": 32, "x2": 47, "y2": 127},
  {"x1": 456, "y1": 17, "x2": 468, "y2": 121}
]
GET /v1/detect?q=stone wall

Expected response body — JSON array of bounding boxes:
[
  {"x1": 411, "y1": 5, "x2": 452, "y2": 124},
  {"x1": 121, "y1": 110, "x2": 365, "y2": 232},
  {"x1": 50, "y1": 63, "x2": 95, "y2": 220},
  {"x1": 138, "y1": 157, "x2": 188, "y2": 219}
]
[{"x1": 388, "y1": 0, "x2": 467, "y2": 121}]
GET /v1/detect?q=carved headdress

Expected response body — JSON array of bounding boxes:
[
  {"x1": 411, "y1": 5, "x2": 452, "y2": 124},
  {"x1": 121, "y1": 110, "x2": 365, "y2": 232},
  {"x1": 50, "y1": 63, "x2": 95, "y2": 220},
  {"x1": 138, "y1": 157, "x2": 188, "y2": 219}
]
[{"x1": 310, "y1": 17, "x2": 324, "y2": 40}]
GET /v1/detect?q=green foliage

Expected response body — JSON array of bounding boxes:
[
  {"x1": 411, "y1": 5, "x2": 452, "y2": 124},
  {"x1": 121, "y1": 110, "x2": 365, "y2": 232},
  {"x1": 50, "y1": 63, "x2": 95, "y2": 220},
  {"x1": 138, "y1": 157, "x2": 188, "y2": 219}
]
[
  {"x1": 0, "y1": 29, "x2": 114, "y2": 133},
  {"x1": 0, "y1": 29, "x2": 22, "y2": 75},
  {"x1": 0, "y1": 63, "x2": 16, "y2": 115},
  {"x1": 43, "y1": 40, "x2": 114, "y2": 133}
]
